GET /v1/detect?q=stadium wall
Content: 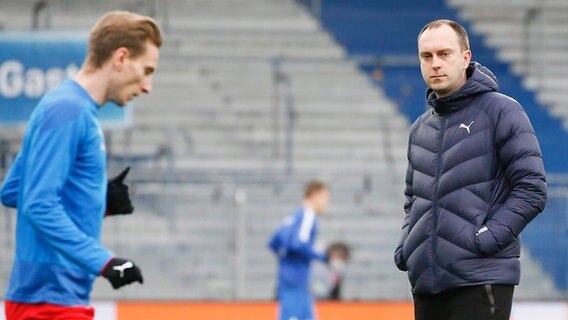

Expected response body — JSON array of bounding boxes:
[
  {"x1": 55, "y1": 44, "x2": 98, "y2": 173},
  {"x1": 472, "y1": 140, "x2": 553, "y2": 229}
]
[{"x1": 0, "y1": 301, "x2": 564, "y2": 320}]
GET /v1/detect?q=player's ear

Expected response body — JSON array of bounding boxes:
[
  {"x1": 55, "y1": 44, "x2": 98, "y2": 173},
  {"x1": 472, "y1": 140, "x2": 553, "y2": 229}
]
[
  {"x1": 463, "y1": 50, "x2": 471, "y2": 69},
  {"x1": 111, "y1": 47, "x2": 130, "y2": 72}
]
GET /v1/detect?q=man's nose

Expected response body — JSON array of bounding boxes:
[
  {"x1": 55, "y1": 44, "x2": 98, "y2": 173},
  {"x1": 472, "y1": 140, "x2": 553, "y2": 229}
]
[
  {"x1": 141, "y1": 78, "x2": 153, "y2": 94},
  {"x1": 432, "y1": 56, "x2": 442, "y2": 69}
]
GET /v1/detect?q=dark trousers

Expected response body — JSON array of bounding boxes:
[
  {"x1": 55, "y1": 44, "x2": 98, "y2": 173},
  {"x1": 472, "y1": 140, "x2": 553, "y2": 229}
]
[{"x1": 413, "y1": 285, "x2": 514, "y2": 320}]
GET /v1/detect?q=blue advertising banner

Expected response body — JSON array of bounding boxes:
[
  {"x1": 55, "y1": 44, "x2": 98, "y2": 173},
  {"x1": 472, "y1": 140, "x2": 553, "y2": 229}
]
[{"x1": 0, "y1": 31, "x2": 131, "y2": 128}]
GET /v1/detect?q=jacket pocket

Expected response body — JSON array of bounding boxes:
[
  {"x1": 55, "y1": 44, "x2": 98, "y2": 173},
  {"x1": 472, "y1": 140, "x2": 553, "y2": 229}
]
[{"x1": 475, "y1": 225, "x2": 500, "y2": 256}]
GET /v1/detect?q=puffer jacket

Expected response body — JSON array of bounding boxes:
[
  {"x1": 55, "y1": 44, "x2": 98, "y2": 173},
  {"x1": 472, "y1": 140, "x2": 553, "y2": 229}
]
[{"x1": 394, "y1": 62, "x2": 547, "y2": 294}]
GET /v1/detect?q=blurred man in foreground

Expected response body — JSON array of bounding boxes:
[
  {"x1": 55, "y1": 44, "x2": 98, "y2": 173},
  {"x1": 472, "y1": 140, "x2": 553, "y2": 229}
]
[
  {"x1": 0, "y1": 11, "x2": 162, "y2": 320},
  {"x1": 394, "y1": 19, "x2": 546, "y2": 320},
  {"x1": 325, "y1": 242, "x2": 350, "y2": 300},
  {"x1": 269, "y1": 181, "x2": 329, "y2": 320},
  {"x1": 312, "y1": 242, "x2": 350, "y2": 301}
]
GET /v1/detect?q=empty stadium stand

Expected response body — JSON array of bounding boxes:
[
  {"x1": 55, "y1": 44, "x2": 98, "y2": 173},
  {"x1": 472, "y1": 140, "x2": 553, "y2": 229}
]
[
  {"x1": 451, "y1": 0, "x2": 568, "y2": 125},
  {"x1": 0, "y1": 0, "x2": 564, "y2": 301},
  {"x1": 0, "y1": 0, "x2": 412, "y2": 301}
]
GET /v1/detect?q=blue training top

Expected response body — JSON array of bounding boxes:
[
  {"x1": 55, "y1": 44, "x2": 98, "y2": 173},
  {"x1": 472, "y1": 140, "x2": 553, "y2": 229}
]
[
  {"x1": 0, "y1": 79, "x2": 113, "y2": 306},
  {"x1": 269, "y1": 207, "x2": 327, "y2": 291}
]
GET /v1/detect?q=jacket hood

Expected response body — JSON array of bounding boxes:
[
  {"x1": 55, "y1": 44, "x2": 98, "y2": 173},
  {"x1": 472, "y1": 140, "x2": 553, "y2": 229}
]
[{"x1": 427, "y1": 61, "x2": 499, "y2": 114}]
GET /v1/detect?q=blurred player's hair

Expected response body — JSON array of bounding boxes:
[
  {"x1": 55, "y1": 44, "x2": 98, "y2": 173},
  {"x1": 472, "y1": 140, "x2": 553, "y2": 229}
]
[
  {"x1": 87, "y1": 11, "x2": 163, "y2": 68},
  {"x1": 327, "y1": 242, "x2": 351, "y2": 261},
  {"x1": 304, "y1": 180, "x2": 328, "y2": 199},
  {"x1": 418, "y1": 19, "x2": 470, "y2": 51}
]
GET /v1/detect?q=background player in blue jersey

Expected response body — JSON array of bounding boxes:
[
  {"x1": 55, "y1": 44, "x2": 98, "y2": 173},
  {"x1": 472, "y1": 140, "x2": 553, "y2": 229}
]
[
  {"x1": 269, "y1": 180, "x2": 330, "y2": 320},
  {"x1": 0, "y1": 11, "x2": 162, "y2": 320}
]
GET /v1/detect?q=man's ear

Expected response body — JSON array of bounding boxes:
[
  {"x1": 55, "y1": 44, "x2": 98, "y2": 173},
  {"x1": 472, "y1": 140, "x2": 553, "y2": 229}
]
[
  {"x1": 463, "y1": 50, "x2": 472, "y2": 69},
  {"x1": 111, "y1": 47, "x2": 130, "y2": 72}
]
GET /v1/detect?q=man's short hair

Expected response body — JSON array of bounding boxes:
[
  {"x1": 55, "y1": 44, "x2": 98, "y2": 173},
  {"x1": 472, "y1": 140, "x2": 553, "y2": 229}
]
[
  {"x1": 418, "y1": 19, "x2": 470, "y2": 51},
  {"x1": 327, "y1": 242, "x2": 351, "y2": 260},
  {"x1": 304, "y1": 180, "x2": 328, "y2": 198},
  {"x1": 87, "y1": 11, "x2": 163, "y2": 68}
]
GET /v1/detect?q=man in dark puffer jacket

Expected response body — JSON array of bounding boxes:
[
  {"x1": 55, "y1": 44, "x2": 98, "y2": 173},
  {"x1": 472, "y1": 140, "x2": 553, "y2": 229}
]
[{"x1": 394, "y1": 19, "x2": 547, "y2": 320}]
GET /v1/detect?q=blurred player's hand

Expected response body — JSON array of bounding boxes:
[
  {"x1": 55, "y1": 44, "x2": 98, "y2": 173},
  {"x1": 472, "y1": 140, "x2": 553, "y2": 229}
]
[
  {"x1": 102, "y1": 257, "x2": 144, "y2": 289},
  {"x1": 106, "y1": 167, "x2": 134, "y2": 216}
]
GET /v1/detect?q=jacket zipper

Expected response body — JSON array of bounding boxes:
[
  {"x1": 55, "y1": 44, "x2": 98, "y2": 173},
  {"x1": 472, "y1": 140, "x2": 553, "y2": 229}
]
[
  {"x1": 484, "y1": 284, "x2": 498, "y2": 315},
  {"x1": 432, "y1": 116, "x2": 446, "y2": 292}
]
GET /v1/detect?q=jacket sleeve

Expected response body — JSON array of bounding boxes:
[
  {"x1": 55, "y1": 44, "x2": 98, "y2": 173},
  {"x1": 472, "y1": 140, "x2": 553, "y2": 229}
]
[
  {"x1": 286, "y1": 212, "x2": 327, "y2": 262},
  {"x1": 1, "y1": 153, "x2": 22, "y2": 208},
  {"x1": 21, "y1": 105, "x2": 113, "y2": 275},
  {"x1": 395, "y1": 157, "x2": 413, "y2": 271},
  {"x1": 476, "y1": 102, "x2": 547, "y2": 256}
]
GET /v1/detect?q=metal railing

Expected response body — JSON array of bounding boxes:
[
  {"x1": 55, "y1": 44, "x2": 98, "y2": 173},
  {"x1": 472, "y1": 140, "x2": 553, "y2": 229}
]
[
  {"x1": 31, "y1": 0, "x2": 49, "y2": 30},
  {"x1": 271, "y1": 58, "x2": 296, "y2": 175},
  {"x1": 521, "y1": 2, "x2": 547, "y2": 89}
]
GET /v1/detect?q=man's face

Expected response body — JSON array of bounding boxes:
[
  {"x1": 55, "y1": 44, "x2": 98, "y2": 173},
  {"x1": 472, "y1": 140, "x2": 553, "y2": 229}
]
[
  {"x1": 312, "y1": 189, "x2": 330, "y2": 215},
  {"x1": 328, "y1": 248, "x2": 348, "y2": 262},
  {"x1": 418, "y1": 25, "x2": 471, "y2": 98},
  {"x1": 108, "y1": 40, "x2": 160, "y2": 106}
]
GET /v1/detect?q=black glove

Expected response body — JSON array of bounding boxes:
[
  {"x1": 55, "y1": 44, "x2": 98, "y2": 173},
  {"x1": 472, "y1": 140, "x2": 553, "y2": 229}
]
[
  {"x1": 106, "y1": 167, "x2": 134, "y2": 216},
  {"x1": 101, "y1": 257, "x2": 144, "y2": 289}
]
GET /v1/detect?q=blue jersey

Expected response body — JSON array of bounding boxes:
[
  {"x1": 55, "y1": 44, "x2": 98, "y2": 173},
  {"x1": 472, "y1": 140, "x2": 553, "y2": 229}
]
[
  {"x1": 269, "y1": 207, "x2": 327, "y2": 291},
  {"x1": 0, "y1": 80, "x2": 113, "y2": 306}
]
